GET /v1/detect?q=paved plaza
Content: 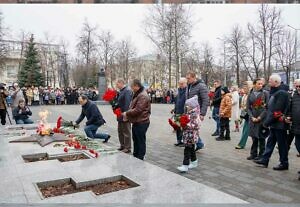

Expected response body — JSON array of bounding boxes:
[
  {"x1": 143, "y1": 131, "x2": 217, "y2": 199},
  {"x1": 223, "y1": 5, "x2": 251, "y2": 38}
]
[{"x1": 3, "y1": 104, "x2": 300, "y2": 203}]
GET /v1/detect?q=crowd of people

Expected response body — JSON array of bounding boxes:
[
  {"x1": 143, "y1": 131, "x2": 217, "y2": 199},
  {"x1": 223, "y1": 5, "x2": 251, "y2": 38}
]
[
  {"x1": 0, "y1": 72, "x2": 299, "y2": 180},
  {"x1": 5, "y1": 85, "x2": 99, "y2": 107}
]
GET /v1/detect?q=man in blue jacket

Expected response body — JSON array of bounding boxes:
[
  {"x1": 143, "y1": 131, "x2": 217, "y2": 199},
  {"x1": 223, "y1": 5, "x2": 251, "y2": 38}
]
[
  {"x1": 75, "y1": 95, "x2": 110, "y2": 142},
  {"x1": 172, "y1": 78, "x2": 187, "y2": 146},
  {"x1": 116, "y1": 79, "x2": 132, "y2": 153}
]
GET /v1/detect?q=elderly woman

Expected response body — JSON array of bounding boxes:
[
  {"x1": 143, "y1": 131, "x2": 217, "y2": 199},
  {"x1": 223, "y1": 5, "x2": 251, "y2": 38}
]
[{"x1": 235, "y1": 81, "x2": 253, "y2": 149}]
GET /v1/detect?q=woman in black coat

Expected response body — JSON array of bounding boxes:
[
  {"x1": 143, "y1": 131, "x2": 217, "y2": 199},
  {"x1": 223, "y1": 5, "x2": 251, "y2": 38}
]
[{"x1": 247, "y1": 78, "x2": 269, "y2": 160}]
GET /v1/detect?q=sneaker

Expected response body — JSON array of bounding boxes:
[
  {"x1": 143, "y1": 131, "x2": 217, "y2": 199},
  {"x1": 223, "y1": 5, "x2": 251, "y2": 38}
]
[
  {"x1": 188, "y1": 160, "x2": 198, "y2": 169},
  {"x1": 177, "y1": 165, "x2": 189, "y2": 173},
  {"x1": 235, "y1": 145, "x2": 243, "y2": 149},
  {"x1": 102, "y1": 135, "x2": 111, "y2": 143}
]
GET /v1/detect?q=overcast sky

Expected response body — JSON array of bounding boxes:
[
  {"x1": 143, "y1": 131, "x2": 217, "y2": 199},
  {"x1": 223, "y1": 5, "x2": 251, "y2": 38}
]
[{"x1": 1, "y1": 4, "x2": 299, "y2": 62}]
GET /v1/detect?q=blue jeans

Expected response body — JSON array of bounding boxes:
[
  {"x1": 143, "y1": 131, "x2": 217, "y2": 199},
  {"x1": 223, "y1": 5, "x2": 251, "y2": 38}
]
[
  {"x1": 84, "y1": 124, "x2": 109, "y2": 140},
  {"x1": 196, "y1": 137, "x2": 204, "y2": 149},
  {"x1": 16, "y1": 118, "x2": 34, "y2": 124},
  {"x1": 212, "y1": 107, "x2": 220, "y2": 133}
]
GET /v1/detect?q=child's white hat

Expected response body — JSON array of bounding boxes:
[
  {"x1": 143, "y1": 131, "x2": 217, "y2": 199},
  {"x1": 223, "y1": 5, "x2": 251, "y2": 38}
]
[{"x1": 185, "y1": 95, "x2": 199, "y2": 109}]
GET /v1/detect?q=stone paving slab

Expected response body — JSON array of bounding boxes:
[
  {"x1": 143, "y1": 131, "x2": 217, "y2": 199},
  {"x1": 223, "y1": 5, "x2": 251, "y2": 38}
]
[
  {"x1": 4, "y1": 104, "x2": 299, "y2": 203},
  {"x1": 0, "y1": 121, "x2": 245, "y2": 204}
]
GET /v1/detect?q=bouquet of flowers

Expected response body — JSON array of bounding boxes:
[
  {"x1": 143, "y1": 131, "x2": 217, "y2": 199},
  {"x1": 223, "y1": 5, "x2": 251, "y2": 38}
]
[
  {"x1": 102, "y1": 88, "x2": 122, "y2": 118},
  {"x1": 168, "y1": 114, "x2": 190, "y2": 130},
  {"x1": 252, "y1": 97, "x2": 265, "y2": 110},
  {"x1": 273, "y1": 111, "x2": 285, "y2": 122}
]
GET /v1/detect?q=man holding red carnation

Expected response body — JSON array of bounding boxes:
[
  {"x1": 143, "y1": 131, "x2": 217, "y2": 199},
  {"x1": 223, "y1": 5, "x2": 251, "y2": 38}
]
[
  {"x1": 116, "y1": 79, "x2": 132, "y2": 153},
  {"x1": 255, "y1": 74, "x2": 289, "y2": 171}
]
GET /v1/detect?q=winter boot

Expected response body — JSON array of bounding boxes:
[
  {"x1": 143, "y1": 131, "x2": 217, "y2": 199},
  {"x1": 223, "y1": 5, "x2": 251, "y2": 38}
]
[
  {"x1": 188, "y1": 160, "x2": 198, "y2": 169},
  {"x1": 177, "y1": 165, "x2": 189, "y2": 172}
]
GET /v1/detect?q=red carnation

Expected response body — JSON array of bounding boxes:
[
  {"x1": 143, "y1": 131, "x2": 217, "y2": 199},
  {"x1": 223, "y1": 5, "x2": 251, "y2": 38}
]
[
  {"x1": 64, "y1": 147, "x2": 68, "y2": 153},
  {"x1": 168, "y1": 118, "x2": 180, "y2": 131},
  {"x1": 56, "y1": 116, "x2": 63, "y2": 129},
  {"x1": 113, "y1": 108, "x2": 122, "y2": 117},
  {"x1": 89, "y1": 149, "x2": 95, "y2": 154},
  {"x1": 102, "y1": 89, "x2": 117, "y2": 102},
  {"x1": 81, "y1": 146, "x2": 87, "y2": 150},
  {"x1": 95, "y1": 152, "x2": 99, "y2": 158},
  {"x1": 273, "y1": 111, "x2": 284, "y2": 122},
  {"x1": 179, "y1": 115, "x2": 190, "y2": 128}
]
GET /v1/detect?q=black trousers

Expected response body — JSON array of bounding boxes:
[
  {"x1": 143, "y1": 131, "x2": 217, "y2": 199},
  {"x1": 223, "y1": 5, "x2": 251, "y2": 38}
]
[
  {"x1": 250, "y1": 137, "x2": 265, "y2": 157},
  {"x1": 183, "y1": 144, "x2": 197, "y2": 165},
  {"x1": 220, "y1": 117, "x2": 230, "y2": 138},
  {"x1": 0, "y1": 109, "x2": 6, "y2": 125},
  {"x1": 132, "y1": 122, "x2": 149, "y2": 160},
  {"x1": 262, "y1": 128, "x2": 288, "y2": 166}
]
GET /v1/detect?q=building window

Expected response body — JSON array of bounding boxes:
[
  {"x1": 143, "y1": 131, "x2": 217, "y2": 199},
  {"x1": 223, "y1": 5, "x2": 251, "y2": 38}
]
[{"x1": 6, "y1": 65, "x2": 18, "y2": 79}]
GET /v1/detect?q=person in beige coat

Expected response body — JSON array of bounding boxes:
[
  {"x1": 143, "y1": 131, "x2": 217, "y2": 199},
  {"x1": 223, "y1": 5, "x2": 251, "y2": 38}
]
[{"x1": 231, "y1": 85, "x2": 240, "y2": 132}]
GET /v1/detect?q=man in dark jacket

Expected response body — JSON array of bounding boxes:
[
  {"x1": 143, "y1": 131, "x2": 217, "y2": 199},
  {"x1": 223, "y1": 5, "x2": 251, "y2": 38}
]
[
  {"x1": 123, "y1": 79, "x2": 151, "y2": 160},
  {"x1": 116, "y1": 79, "x2": 132, "y2": 153},
  {"x1": 75, "y1": 95, "x2": 110, "y2": 142},
  {"x1": 172, "y1": 78, "x2": 187, "y2": 146},
  {"x1": 12, "y1": 99, "x2": 34, "y2": 124},
  {"x1": 255, "y1": 74, "x2": 289, "y2": 170},
  {"x1": 186, "y1": 71, "x2": 209, "y2": 151},
  {"x1": 0, "y1": 83, "x2": 9, "y2": 125},
  {"x1": 286, "y1": 79, "x2": 300, "y2": 179},
  {"x1": 211, "y1": 80, "x2": 222, "y2": 136}
]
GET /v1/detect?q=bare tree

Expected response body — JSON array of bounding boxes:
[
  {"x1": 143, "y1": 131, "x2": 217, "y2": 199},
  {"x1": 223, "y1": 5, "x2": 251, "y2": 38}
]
[
  {"x1": 76, "y1": 19, "x2": 98, "y2": 67},
  {"x1": 275, "y1": 29, "x2": 296, "y2": 84},
  {"x1": 0, "y1": 11, "x2": 8, "y2": 75},
  {"x1": 253, "y1": 4, "x2": 283, "y2": 80},
  {"x1": 227, "y1": 25, "x2": 245, "y2": 87},
  {"x1": 115, "y1": 38, "x2": 136, "y2": 83},
  {"x1": 202, "y1": 42, "x2": 214, "y2": 86},
  {"x1": 143, "y1": 4, "x2": 193, "y2": 88},
  {"x1": 58, "y1": 38, "x2": 71, "y2": 87},
  {"x1": 239, "y1": 24, "x2": 264, "y2": 79},
  {"x1": 97, "y1": 30, "x2": 116, "y2": 87}
]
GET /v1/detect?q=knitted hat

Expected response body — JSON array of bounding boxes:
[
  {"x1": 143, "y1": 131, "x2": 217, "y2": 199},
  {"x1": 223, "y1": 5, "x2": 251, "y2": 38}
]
[{"x1": 185, "y1": 95, "x2": 199, "y2": 109}]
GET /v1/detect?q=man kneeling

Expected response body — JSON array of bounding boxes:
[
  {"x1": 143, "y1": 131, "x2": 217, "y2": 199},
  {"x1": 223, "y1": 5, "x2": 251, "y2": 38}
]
[
  {"x1": 13, "y1": 99, "x2": 34, "y2": 124},
  {"x1": 75, "y1": 95, "x2": 110, "y2": 142}
]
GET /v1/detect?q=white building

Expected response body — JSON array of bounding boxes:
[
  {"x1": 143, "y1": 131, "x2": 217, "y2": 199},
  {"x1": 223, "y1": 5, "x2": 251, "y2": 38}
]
[{"x1": 0, "y1": 39, "x2": 62, "y2": 87}]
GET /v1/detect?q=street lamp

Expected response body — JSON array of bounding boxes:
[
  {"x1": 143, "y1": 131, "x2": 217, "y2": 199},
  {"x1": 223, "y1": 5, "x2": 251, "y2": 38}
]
[
  {"x1": 217, "y1": 37, "x2": 226, "y2": 85},
  {"x1": 287, "y1": 24, "x2": 300, "y2": 79}
]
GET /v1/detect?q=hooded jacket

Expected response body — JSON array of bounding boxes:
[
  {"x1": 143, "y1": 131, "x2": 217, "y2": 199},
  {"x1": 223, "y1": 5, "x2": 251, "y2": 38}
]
[{"x1": 220, "y1": 93, "x2": 232, "y2": 118}]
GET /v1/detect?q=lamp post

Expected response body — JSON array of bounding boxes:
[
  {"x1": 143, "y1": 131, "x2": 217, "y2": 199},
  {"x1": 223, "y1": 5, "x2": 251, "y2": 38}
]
[
  {"x1": 288, "y1": 24, "x2": 300, "y2": 79},
  {"x1": 217, "y1": 37, "x2": 226, "y2": 85}
]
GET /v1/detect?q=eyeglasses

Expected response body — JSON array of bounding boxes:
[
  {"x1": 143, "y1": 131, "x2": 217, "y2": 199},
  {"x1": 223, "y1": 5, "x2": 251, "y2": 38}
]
[{"x1": 296, "y1": 85, "x2": 300, "y2": 88}]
